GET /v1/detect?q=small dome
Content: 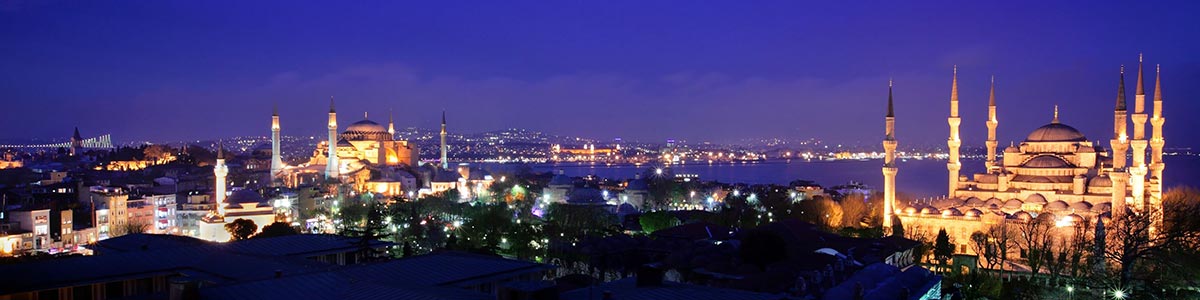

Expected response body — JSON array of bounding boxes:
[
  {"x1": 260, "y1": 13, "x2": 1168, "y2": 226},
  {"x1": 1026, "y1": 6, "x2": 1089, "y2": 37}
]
[
  {"x1": 964, "y1": 197, "x2": 984, "y2": 207},
  {"x1": 626, "y1": 178, "x2": 649, "y2": 191},
  {"x1": 1093, "y1": 202, "x2": 1112, "y2": 212},
  {"x1": 1003, "y1": 199, "x2": 1023, "y2": 209},
  {"x1": 1025, "y1": 193, "x2": 1048, "y2": 204},
  {"x1": 1045, "y1": 200, "x2": 1069, "y2": 211},
  {"x1": 920, "y1": 207, "x2": 939, "y2": 215},
  {"x1": 1013, "y1": 211, "x2": 1033, "y2": 221},
  {"x1": 942, "y1": 207, "x2": 962, "y2": 217},
  {"x1": 904, "y1": 207, "x2": 918, "y2": 215},
  {"x1": 1025, "y1": 123, "x2": 1087, "y2": 142},
  {"x1": 985, "y1": 197, "x2": 1004, "y2": 207},
  {"x1": 567, "y1": 188, "x2": 606, "y2": 204},
  {"x1": 1069, "y1": 201, "x2": 1093, "y2": 211},
  {"x1": 1022, "y1": 155, "x2": 1072, "y2": 168},
  {"x1": 1090, "y1": 175, "x2": 1113, "y2": 187},
  {"x1": 549, "y1": 174, "x2": 573, "y2": 186},
  {"x1": 225, "y1": 189, "x2": 267, "y2": 204},
  {"x1": 964, "y1": 208, "x2": 983, "y2": 218}
]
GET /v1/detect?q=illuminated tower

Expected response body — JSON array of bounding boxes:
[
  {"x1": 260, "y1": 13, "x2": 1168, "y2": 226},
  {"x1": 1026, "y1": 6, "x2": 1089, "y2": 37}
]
[
  {"x1": 946, "y1": 66, "x2": 962, "y2": 196},
  {"x1": 1149, "y1": 64, "x2": 1165, "y2": 233},
  {"x1": 882, "y1": 80, "x2": 898, "y2": 234},
  {"x1": 388, "y1": 109, "x2": 396, "y2": 138},
  {"x1": 1110, "y1": 66, "x2": 1129, "y2": 218},
  {"x1": 326, "y1": 97, "x2": 339, "y2": 179},
  {"x1": 1129, "y1": 55, "x2": 1148, "y2": 210},
  {"x1": 440, "y1": 111, "x2": 449, "y2": 169},
  {"x1": 270, "y1": 105, "x2": 284, "y2": 179},
  {"x1": 214, "y1": 142, "x2": 229, "y2": 216},
  {"x1": 70, "y1": 127, "x2": 83, "y2": 156},
  {"x1": 1149, "y1": 65, "x2": 1165, "y2": 196},
  {"x1": 985, "y1": 76, "x2": 999, "y2": 171}
]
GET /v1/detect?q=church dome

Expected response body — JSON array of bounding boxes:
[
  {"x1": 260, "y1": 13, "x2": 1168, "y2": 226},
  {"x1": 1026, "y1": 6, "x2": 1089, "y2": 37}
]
[
  {"x1": 342, "y1": 119, "x2": 390, "y2": 141},
  {"x1": 1025, "y1": 123, "x2": 1087, "y2": 142},
  {"x1": 1022, "y1": 155, "x2": 1072, "y2": 168}
]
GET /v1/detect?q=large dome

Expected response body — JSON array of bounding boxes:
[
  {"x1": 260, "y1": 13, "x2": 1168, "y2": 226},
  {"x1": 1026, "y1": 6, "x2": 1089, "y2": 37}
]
[
  {"x1": 342, "y1": 119, "x2": 390, "y2": 141},
  {"x1": 345, "y1": 119, "x2": 387, "y2": 133},
  {"x1": 1025, "y1": 123, "x2": 1086, "y2": 142}
]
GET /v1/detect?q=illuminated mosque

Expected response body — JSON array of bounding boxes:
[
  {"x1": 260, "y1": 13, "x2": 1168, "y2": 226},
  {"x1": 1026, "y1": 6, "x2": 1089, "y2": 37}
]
[{"x1": 881, "y1": 56, "x2": 1168, "y2": 253}]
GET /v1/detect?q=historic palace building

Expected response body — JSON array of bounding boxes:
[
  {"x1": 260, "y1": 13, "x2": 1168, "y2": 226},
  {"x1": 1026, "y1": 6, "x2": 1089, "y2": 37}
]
[{"x1": 882, "y1": 56, "x2": 1168, "y2": 252}]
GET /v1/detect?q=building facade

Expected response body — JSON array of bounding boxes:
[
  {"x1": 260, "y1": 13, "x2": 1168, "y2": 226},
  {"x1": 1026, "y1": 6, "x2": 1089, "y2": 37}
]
[{"x1": 883, "y1": 59, "x2": 1168, "y2": 253}]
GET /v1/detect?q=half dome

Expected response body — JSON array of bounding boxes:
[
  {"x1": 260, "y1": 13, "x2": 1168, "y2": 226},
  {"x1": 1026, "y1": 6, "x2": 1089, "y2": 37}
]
[{"x1": 1022, "y1": 155, "x2": 1072, "y2": 168}]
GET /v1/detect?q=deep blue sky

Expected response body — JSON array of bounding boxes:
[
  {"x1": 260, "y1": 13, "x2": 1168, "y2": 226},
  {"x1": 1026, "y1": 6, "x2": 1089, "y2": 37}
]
[{"x1": 2, "y1": 1, "x2": 1199, "y2": 148}]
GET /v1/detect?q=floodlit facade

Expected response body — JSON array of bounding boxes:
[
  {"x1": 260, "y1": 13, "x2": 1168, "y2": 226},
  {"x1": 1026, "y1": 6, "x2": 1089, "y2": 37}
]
[{"x1": 884, "y1": 59, "x2": 1168, "y2": 253}]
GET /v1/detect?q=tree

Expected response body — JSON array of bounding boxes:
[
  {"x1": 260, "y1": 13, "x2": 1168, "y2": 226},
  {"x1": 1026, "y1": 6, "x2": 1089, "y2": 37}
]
[
  {"x1": 934, "y1": 228, "x2": 954, "y2": 269},
  {"x1": 639, "y1": 211, "x2": 680, "y2": 234},
  {"x1": 739, "y1": 229, "x2": 787, "y2": 271},
  {"x1": 970, "y1": 231, "x2": 997, "y2": 271},
  {"x1": 1101, "y1": 188, "x2": 1200, "y2": 294},
  {"x1": 840, "y1": 193, "x2": 870, "y2": 228},
  {"x1": 986, "y1": 221, "x2": 1014, "y2": 280},
  {"x1": 253, "y1": 222, "x2": 299, "y2": 239},
  {"x1": 224, "y1": 218, "x2": 258, "y2": 241},
  {"x1": 114, "y1": 220, "x2": 151, "y2": 237},
  {"x1": 1015, "y1": 213, "x2": 1054, "y2": 275}
]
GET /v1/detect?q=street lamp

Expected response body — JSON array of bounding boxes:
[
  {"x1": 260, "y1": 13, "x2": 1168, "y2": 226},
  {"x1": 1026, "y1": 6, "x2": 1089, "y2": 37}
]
[{"x1": 1112, "y1": 289, "x2": 1126, "y2": 299}]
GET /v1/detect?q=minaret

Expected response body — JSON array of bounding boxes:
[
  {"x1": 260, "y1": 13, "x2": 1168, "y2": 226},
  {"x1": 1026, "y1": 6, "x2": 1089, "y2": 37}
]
[
  {"x1": 1149, "y1": 64, "x2": 1166, "y2": 233},
  {"x1": 440, "y1": 111, "x2": 449, "y2": 169},
  {"x1": 1110, "y1": 65, "x2": 1129, "y2": 218},
  {"x1": 388, "y1": 109, "x2": 396, "y2": 138},
  {"x1": 325, "y1": 97, "x2": 340, "y2": 179},
  {"x1": 985, "y1": 75, "x2": 999, "y2": 171},
  {"x1": 1149, "y1": 65, "x2": 1165, "y2": 188},
  {"x1": 946, "y1": 66, "x2": 962, "y2": 196},
  {"x1": 882, "y1": 80, "x2": 898, "y2": 234},
  {"x1": 214, "y1": 141, "x2": 229, "y2": 216},
  {"x1": 270, "y1": 104, "x2": 284, "y2": 180},
  {"x1": 1129, "y1": 55, "x2": 1149, "y2": 211}
]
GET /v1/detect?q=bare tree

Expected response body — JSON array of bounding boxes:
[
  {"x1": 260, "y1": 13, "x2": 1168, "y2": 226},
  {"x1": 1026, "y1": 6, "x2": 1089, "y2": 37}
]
[
  {"x1": 984, "y1": 221, "x2": 1015, "y2": 280},
  {"x1": 1015, "y1": 214, "x2": 1054, "y2": 275},
  {"x1": 1102, "y1": 186, "x2": 1200, "y2": 291}
]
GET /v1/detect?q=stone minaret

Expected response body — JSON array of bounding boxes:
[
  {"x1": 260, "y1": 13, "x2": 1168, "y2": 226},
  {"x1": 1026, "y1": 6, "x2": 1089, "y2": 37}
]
[
  {"x1": 985, "y1": 76, "x2": 999, "y2": 171},
  {"x1": 326, "y1": 97, "x2": 340, "y2": 179},
  {"x1": 388, "y1": 109, "x2": 396, "y2": 138},
  {"x1": 1110, "y1": 66, "x2": 1129, "y2": 218},
  {"x1": 882, "y1": 80, "x2": 898, "y2": 234},
  {"x1": 1130, "y1": 55, "x2": 1149, "y2": 210},
  {"x1": 214, "y1": 141, "x2": 229, "y2": 216},
  {"x1": 1149, "y1": 64, "x2": 1166, "y2": 233},
  {"x1": 946, "y1": 66, "x2": 962, "y2": 196},
  {"x1": 440, "y1": 111, "x2": 449, "y2": 169},
  {"x1": 270, "y1": 105, "x2": 284, "y2": 179},
  {"x1": 1150, "y1": 65, "x2": 1165, "y2": 194}
]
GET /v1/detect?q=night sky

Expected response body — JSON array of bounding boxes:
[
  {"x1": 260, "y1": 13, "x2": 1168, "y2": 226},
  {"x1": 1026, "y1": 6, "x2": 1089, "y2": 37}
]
[{"x1": 2, "y1": 1, "x2": 1199, "y2": 148}]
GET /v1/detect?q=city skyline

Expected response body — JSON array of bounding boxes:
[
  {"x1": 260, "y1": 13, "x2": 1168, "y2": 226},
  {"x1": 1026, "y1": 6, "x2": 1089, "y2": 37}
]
[{"x1": 3, "y1": 1, "x2": 1199, "y2": 148}]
